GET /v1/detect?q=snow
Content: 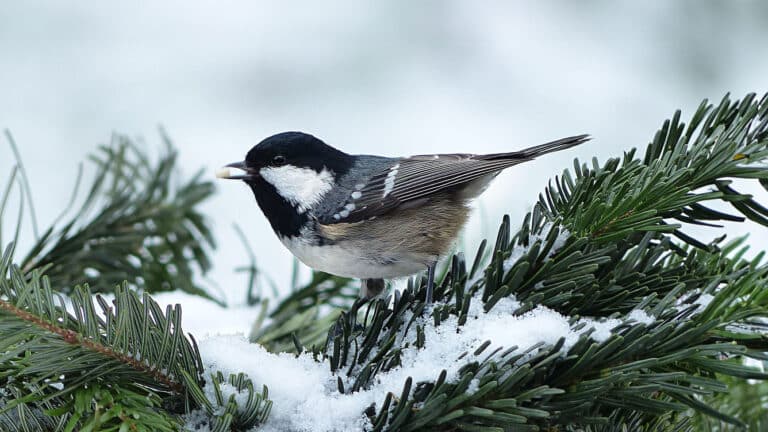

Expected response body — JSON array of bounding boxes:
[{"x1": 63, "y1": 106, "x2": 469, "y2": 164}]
[
  {"x1": 674, "y1": 290, "x2": 716, "y2": 315},
  {"x1": 191, "y1": 289, "x2": 652, "y2": 432},
  {"x1": 627, "y1": 309, "x2": 656, "y2": 325},
  {"x1": 693, "y1": 293, "x2": 715, "y2": 312},
  {"x1": 149, "y1": 292, "x2": 260, "y2": 337},
  {"x1": 199, "y1": 337, "x2": 370, "y2": 432},
  {"x1": 581, "y1": 317, "x2": 622, "y2": 343}
]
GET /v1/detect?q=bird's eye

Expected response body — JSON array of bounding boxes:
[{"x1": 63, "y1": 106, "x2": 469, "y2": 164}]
[{"x1": 272, "y1": 155, "x2": 286, "y2": 166}]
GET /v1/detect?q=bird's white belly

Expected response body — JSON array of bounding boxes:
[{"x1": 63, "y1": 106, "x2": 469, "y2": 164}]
[{"x1": 279, "y1": 236, "x2": 424, "y2": 279}]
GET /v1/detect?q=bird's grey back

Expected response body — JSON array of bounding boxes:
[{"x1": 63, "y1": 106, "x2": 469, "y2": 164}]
[{"x1": 313, "y1": 154, "x2": 398, "y2": 218}]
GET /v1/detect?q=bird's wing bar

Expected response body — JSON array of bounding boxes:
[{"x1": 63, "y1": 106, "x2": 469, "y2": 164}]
[{"x1": 320, "y1": 135, "x2": 589, "y2": 224}]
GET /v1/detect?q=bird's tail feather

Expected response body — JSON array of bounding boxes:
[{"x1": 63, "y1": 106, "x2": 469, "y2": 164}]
[{"x1": 480, "y1": 134, "x2": 590, "y2": 161}]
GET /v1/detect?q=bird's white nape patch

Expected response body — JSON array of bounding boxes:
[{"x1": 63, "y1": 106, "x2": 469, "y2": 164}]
[
  {"x1": 259, "y1": 166, "x2": 334, "y2": 212},
  {"x1": 382, "y1": 163, "x2": 399, "y2": 198}
]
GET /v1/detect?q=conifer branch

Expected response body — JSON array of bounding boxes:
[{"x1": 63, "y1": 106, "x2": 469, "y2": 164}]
[
  {"x1": 11, "y1": 133, "x2": 219, "y2": 303},
  {"x1": 0, "y1": 296, "x2": 184, "y2": 394},
  {"x1": 0, "y1": 241, "x2": 204, "y2": 429}
]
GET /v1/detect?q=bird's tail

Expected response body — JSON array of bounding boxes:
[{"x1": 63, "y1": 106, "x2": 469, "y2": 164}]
[{"x1": 479, "y1": 134, "x2": 590, "y2": 161}]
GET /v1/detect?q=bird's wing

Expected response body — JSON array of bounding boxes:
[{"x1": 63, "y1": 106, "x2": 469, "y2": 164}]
[{"x1": 319, "y1": 134, "x2": 589, "y2": 224}]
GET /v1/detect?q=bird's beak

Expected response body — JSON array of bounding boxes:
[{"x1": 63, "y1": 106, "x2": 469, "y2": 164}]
[{"x1": 215, "y1": 161, "x2": 256, "y2": 180}]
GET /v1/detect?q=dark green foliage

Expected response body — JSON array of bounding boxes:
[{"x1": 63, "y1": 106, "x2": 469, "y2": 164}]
[
  {"x1": 0, "y1": 243, "x2": 204, "y2": 401},
  {"x1": 54, "y1": 384, "x2": 180, "y2": 432},
  {"x1": 14, "y1": 133, "x2": 219, "y2": 302},
  {"x1": 0, "y1": 388, "x2": 66, "y2": 432},
  {"x1": 581, "y1": 410, "x2": 693, "y2": 432},
  {"x1": 0, "y1": 241, "x2": 273, "y2": 431},
  {"x1": 692, "y1": 373, "x2": 768, "y2": 431},
  {"x1": 0, "y1": 242, "x2": 201, "y2": 429},
  {"x1": 317, "y1": 93, "x2": 768, "y2": 431}
]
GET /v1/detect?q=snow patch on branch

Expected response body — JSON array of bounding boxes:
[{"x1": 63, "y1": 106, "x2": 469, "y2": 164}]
[
  {"x1": 199, "y1": 337, "x2": 367, "y2": 432},
  {"x1": 194, "y1": 294, "x2": 653, "y2": 432},
  {"x1": 628, "y1": 308, "x2": 655, "y2": 325},
  {"x1": 675, "y1": 290, "x2": 716, "y2": 314}
]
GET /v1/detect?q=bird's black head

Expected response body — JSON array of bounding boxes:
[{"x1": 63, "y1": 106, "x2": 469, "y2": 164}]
[
  {"x1": 218, "y1": 132, "x2": 352, "y2": 237},
  {"x1": 243, "y1": 132, "x2": 351, "y2": 177}
]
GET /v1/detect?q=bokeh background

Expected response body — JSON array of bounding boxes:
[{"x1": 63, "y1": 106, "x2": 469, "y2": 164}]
[{"x1": 2, "y1": 1, "x2": 767, "y2": 308}]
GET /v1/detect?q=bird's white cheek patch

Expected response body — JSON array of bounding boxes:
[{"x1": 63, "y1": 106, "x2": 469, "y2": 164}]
[{"x1": 260, "y1": 166, "x2": 334, "y2": 212}]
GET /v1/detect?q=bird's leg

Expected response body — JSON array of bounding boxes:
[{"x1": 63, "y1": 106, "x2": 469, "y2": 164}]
[
  {"x1": 360, "y1": 278, "x2": 385, "y2": 299},
  {"x1": 425, "y1": 262, "x2": 436, "y2": 304}
]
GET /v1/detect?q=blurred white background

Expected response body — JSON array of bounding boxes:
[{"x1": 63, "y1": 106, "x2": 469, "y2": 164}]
[{"x1": 1, "y1": 1, "x2": 767, "y2": 306}]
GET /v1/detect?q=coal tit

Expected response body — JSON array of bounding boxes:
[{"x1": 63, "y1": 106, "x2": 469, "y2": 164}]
[{"x1": 217, "y1": 132, "x2": 588, "y2": 302}]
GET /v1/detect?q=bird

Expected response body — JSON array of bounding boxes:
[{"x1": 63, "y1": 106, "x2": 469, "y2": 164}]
[{"x1": 217, "y1": 131, "x2": 589, "y2": 302}]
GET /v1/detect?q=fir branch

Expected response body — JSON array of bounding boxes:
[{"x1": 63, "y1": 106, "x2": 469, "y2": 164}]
[
  {"x1": 0, "y1": 294, "x2": 183, "y2": 394},
  {"x1": 1, "y1": 240, "x2": 272, "y2": 431},
  {"x1": 0, "y1": 243, "x2": 206, "y2": 427},
  {"x1": 692, "y1": 373, "x2": 768, "y2": 431},
  {"x1": 1, "y1": 132, "x2": 275, "y2": 431},
  {"x1": 11, "y1": 133, "x2": 219, "y2": 302},
  {"x1": 542, "y1": 93, "x2": 768, "y2": 245}
]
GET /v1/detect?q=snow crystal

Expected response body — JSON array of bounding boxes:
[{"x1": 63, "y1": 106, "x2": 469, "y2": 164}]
[
  {"x1": 466, "y1": 378, "x2": 481, "y2": 395},
  {"x1": 578, "y1": 317, "x2": 621, "y2": 343},
  {"x1": 693, "y1": 293, "x2": 715, "y2": 311},
  {"x1": 574, "y1": 309, "x2": 653, "y2": 343},
  {"x1": 674, "y1": 290, "x2": 716, "y2": 315},
  {"x1": 627, "y1": 309, "x2": 655, "y2": 325}
]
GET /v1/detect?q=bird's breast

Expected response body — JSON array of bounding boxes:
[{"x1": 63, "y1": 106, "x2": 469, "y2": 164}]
[{"x1": 278, "y1": 234, "x2": 426, "y2": 279}]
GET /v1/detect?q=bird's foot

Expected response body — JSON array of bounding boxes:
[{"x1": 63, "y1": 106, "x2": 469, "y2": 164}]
[
  {"x1": 425, "y1": 262, "x2": 436, "y2": 304},
  {"x1": 360, "y1": 278, "x2": 386, "y2": 299}
]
